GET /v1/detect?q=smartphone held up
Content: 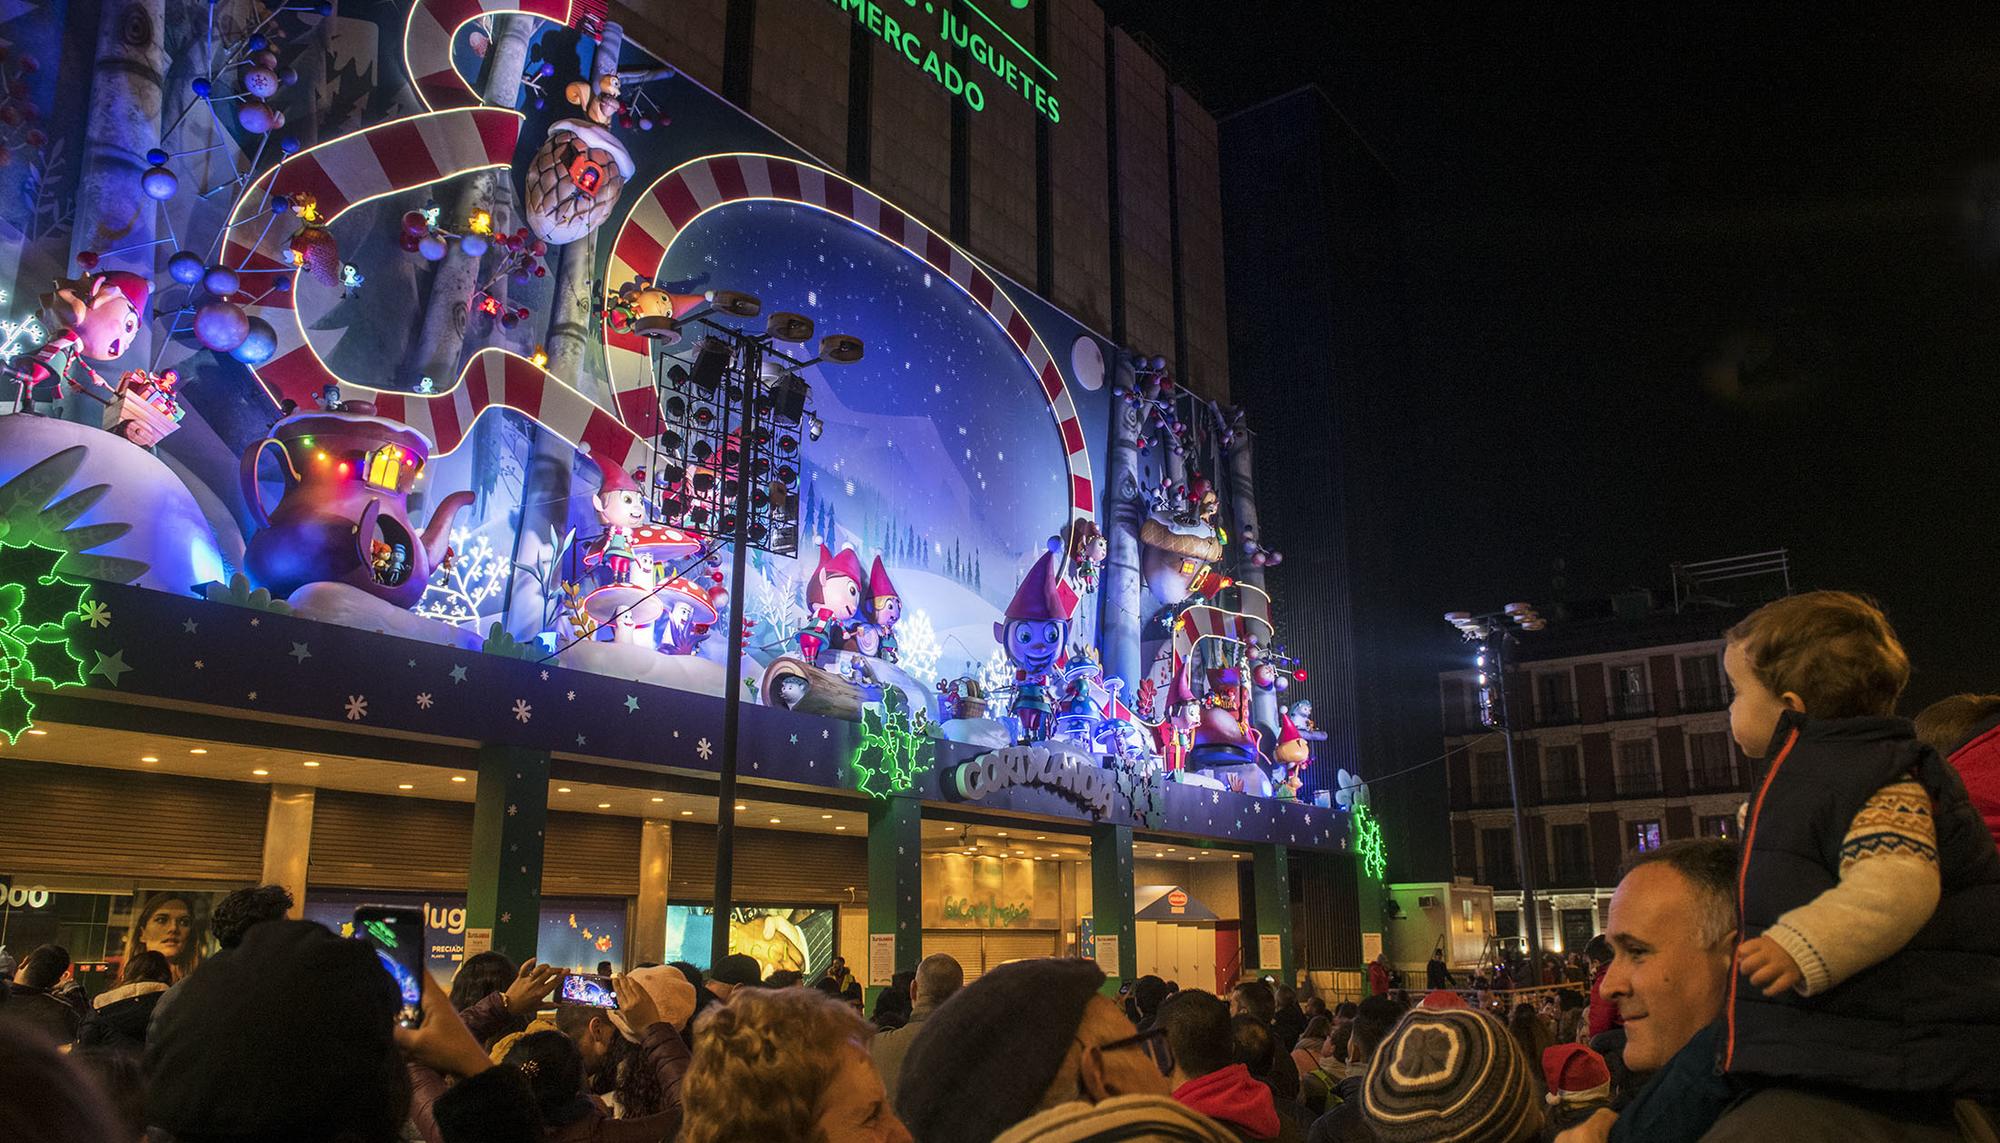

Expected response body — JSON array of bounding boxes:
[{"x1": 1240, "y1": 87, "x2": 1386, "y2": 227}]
[
  {"x1": 353, "y1": 905, "x2": 425, "y2": 1028},
  {"x1": 561, "y1": 972, "x2": 619, "y2": 1009}
]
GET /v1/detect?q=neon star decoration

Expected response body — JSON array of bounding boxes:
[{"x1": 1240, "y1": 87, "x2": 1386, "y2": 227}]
[
  {"x1": 1352, "y1": 801, "x2": 1387, "y2": 882},
  {"x1": 0, "y1": 542, "x2": 95, "y2": 744},
  {"x1": 850, "y1": 689, "x2": 932, "y2": 799}
]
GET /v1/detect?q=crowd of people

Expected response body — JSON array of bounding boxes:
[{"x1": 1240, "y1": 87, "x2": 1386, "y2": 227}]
[{"x1": 2, "y1": 592, "x2": 1998, "y2": 1141}]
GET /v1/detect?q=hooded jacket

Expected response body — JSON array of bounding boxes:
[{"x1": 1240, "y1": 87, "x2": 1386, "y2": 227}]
[
  {"x1": 79, "y1": 980, "x2": 167, "y2": 1051},
  {"x1": 1727, "y1": 711, "x2": 2000, "y2": 1095},
  {"x1": 1175, "y1": 1064, "x2": 1284, "y2": 1142},
  {"x1": 1947, "y1": 710, "x2": 2000, "y2": 846}
]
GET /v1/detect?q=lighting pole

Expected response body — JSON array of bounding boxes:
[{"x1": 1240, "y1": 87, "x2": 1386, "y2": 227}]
[{"x1": 1446, "y1": 603, "x2": 1547, "y2": 986}]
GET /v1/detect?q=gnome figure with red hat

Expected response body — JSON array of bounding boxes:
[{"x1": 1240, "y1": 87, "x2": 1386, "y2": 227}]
[
  {"x1": 995, "y1": 547, "x2": 1079, "y2": 741},
  {"x1": 1153, "y1": 662, "x2": 1201, "y2": 772},
  {"x1": 861, "y1": 555, "x2": 903, "y2": 663},
  {"x1": 8, "y1": 270, "x2": 149, "y2": 413},
  {"x1": 800, "y1": 545, "x2": 866, "y2": 663},
  {"x1": 589, "y1": 464, "x2": 649, "y2": 585},
  {"x1": 1272, "y1": 711, "x2": 1310, "y2": 799}
]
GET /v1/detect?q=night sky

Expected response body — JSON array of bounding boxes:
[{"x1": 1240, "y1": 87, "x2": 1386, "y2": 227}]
[{"x1": 1106, "y1": 3, "x2": 2000, "y2": 872}]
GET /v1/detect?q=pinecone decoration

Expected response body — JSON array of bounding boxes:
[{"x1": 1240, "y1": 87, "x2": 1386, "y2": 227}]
[
  {"x1": 523, "y1": 128, "x2": 628, "y2": 245},
  {"x1": 289, "y1": 225, "x2": 341, "y2": 287}
]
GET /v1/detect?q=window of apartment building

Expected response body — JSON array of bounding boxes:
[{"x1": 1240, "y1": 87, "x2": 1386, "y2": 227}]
[
  {"x1": 1687, "y1": 731, "x2": 1735, "y2": 790},
  {"x1": 1629, "y1": 819, "x2": 1663, "y2": 853},
  {"x1": 1680, "y1": 654, "x2": 1726, "y2": 710},
  {"x1": 1611, "y1": 663, "x2": 1651, "y2": 717},
  {"x1": 1480, "y1": 828, "x2": 1517, "y2": 881},
  {"x1": 1699, "y1": 814, "x2": 1734, "y2": 839},
  {"x1": 1536, "y1": 671, "x2": 1575, "y2": 723},
  {"x1": 1542, "y1": 744, "x2": 1583, "y2": 800},
  {"x1": 1475, "y1": 750, "x2": 1510, "y2": 802},
  {"x1": 1615, "y1": 739, "x2": 1661, "y2": 795},
  {"x1": 1549, "y1": 823, "x2": 1591, "y2": 883}
]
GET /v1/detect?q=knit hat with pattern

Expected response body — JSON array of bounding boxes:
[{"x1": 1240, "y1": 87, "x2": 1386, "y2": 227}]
[{"x1": 1361, "y1": 1006, "x2": 1541, "y2": 1143}]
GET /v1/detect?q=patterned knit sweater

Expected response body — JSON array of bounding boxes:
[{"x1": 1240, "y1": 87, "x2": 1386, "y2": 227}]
[{"x1": 1762, "y1": 776, "x2": 1940, "y2": 996}]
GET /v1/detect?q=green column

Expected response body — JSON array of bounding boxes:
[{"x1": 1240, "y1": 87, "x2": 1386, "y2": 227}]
[
  {"x1": 1252, "y1": 843, "x2": 1294, "y2": 981},
  {"x1": 466, "y1": 745, "x2": 549, "y2": 964},
  {"x1": 867, "y1": 795, "x2": 922, "y2": 1006},
  {"x1": 1090, "y1": 822, "x2": 1136, "y2": 994}
]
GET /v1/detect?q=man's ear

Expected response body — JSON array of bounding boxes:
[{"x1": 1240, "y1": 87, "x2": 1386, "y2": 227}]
[
  {"x1": 1076, "y1": 1044, "x2": 1111, "y2": 1101},
  {"x1": 1780, "y1": 691, "x2": 1807, "y2": 714}
]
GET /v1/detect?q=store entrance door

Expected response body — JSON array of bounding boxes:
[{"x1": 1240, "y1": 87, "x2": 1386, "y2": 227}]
[{"x1": 1559, "y1": 908, "x2": 1595, "y2": 954}]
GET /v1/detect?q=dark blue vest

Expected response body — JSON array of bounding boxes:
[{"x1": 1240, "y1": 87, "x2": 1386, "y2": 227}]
[{"x1": 1726, "y1": 712, "x2": 2000, "y2": 1096}]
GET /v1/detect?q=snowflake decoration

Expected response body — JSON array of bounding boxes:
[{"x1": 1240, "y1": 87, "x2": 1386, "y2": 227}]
[
  {"x1": 416, "y1": 527, "x2": 509, "y2": 628},
  {"x1": 78, "y1": 600, "x2": 111, "y2": 628},
  {"x1": 512, "y1": 699, "x2": 533, "y2": 723},
  {"x1": 416, "y1": 692, "x2": 434, "y2": 709},
  {"x1": 1352, "y1": 802, "x2": 1388, "y2": 882},
  {"x1": 850, "y1": 689, "x2": 932, "y2": 798},
  {"x1": 344, "y1": 695, "x2": 369, "y2": 721},
  {"x1": 695, "y1": 737, "x2": 713, "y2": 761},
  {"x1": 895, "y1": 608, "x2": 944, "y2": 685},
  {"x1": 976, "y1": 648, "x2": 1015, "y2": 696}
]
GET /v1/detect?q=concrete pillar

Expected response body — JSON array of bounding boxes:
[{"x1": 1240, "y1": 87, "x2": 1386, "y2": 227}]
[
  {"x1": 630, "y1": 818, "x2": 672, "y2": 966},
  {"x1": 866, "y1": 795, "x2": 921, "y2": 1005},
  {"x1": 259, "y1": 785, "x2": 316, "y2": 918},
  {"x1": 65, "y1": 0, "x2": 166, "y2": 423},
  {"x1": 1090, "y1": 822, "x2": 1135, "y2": 993},
  {"x1": 403, "y1": 14, "x2": 533, "y2": 386},
  {"x1": 1103, "y1": 378, "x2": 1145, "y2": 690},
  {"x1": 466, "y1": 744, "x2": 549, "y2": 963},
  {"x1": 1224, "y1": 409, "x2": 1277, "y2": 744},
  {"x1": 1251, "y1": 843, "x2": 1293, "y2": 981}
]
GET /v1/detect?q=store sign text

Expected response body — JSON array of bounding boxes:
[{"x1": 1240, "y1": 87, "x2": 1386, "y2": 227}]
[
  {"x1": 951, "y1": 744, "x2": 1113, "y2": 817},
  {"x1": 828, "y1": 0, "x2": 1061, "y2": 124},
  {"x1": 941, "y1": 894, "x2": 1034, "y2": 927},
  {"x1": 0, "y1": 881, "x2": 53, "y2": 909}
]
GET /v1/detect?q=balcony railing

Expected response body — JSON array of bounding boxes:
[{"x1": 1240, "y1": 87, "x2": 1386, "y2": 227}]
[
  {"x1": 1680, "y1": 684, "x2": 1731, "y2": 713},
  {"x1": 1483, "y1": 866, "x2": 1521, "y2": 889},
  {"x1": 1549, "y1": 863, "x2": 1596, "y2": 887},
  {"x1": 1611, "y1": 691, "x2": 1656, "y2": 719},
  {"x1": 1538, "y1": 777, "x2": 1588, "y2": 803},
  {"x1": 1690, "y1": 765, "x2": 1739, "y2": 793},
  {"x1": 1471, "y1": 788, "x2": 1515, "y2": 809},
  {"x1": 1613, "y1": 770, "x2": 1662, "y2": 797},
  {"x1": 1535, "y1": 699, "x2": 1580, "y2": 727}
]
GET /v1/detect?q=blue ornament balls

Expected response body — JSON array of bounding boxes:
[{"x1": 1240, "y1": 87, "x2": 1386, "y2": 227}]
[
  {"x1": 140, "y1": 165, "x2": 179, "y2": 200},
  {"x1": 273, "y1": 277, "x2": 292, "y2": 294},
  {"x1": 279, "y1": 135, "x2": 301, "y2": 154},
  {"x1": 146, "y1": 147, "x2": 170, "y2": 166},
  {"x1": 191, "y1": 77, "x2": 212, "y2": 97},
  {"x1": 194, "y1": 300, "x2": 250, "y2": 352},
  {"x1": 168, "y1": 251, "x2": 204, "y2": 285},
  {"x1": 417, "y1": 234, "x2": 448, "y2": 261},
  {"x1": 270, "y1": 195, "x2": 291, "y2": 214},
  {"x1": 230, "y1": 317, "x2": 278, "y2": 364},
  {"x1": 202, "y1": 265, "x2": 240, "y2": 296},
  {"x1": 458, "y1": 233, "x2": 488, "y2": 258}
]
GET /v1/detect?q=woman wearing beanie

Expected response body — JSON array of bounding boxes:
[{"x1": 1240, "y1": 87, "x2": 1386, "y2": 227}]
[{"x1": 1361, "y1": 1007, "x2": 1544, "y2": 1143}]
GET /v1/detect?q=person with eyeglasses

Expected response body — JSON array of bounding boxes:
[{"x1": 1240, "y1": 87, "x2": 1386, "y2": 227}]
[{"x1": 897, "y1": 958, "x2": 1237, "y2": 1143}]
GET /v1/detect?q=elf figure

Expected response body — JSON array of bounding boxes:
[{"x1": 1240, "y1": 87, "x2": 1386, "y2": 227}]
[
  {"x1": 866, "y1": 555, "x2": 902, "y2": 663},
  {"x1": 994, "y1": 548, "x2": 1078, "y2": 741},
  {"x1": 8, "y1": 271, "x2": 149, "y2": 413},
  {"x1": 1155, "y1": 664, "x2": 1201, "y2": 772},
  {"x1": 1273, "y1": 712, "x2": 1310, "y2": 799},
  {"x1": 587, "y1": 464, "x2": 648, "y2": 585},
  {"x1": 800, "y1": 545, "x2": 865, "y2": 664}
]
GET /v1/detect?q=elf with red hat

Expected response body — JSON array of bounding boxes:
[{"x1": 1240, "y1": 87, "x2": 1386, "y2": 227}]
[
  {"x1": 9, "y1": 269, "x2": 150, "y2": 411},
  {"x1": 1273, "y1": 711, "x2": 1310, "y2": 799},
  {"x1": 587, "y1": 463, "x2": 647, "y2": 585},
  {"x1": 799, "y1": 544, "x2": 865, "y2": 663},
  {"x1": 865, "y1": 555, "x2": 902, "y2": 664},
  {"x1": 994, "y1": 547, "x2": 1078, "y2": 740},
  {"x1": 1154, "y1": 660, "x2": 1201, "y2": 772}
]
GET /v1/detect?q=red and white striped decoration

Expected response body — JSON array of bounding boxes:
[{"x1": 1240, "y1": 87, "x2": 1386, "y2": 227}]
[
  {"x1": 1173, "y1": 602, "x2": 1274, "y2": 663},
  {"x1": 604, "y1": 152, "x2": 1097, "y2": 526},
  {"x1": 403, "y1": 0, "x2": 579, "y2": 111}
]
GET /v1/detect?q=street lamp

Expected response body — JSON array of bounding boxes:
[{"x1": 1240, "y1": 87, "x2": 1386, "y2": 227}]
[{"x1": 1445, "y1": 602, "x2": 1546, "y2": 984}]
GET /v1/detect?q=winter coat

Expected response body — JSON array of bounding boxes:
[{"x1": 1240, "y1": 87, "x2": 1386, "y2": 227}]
[
  {"x1": 1947, "y1": 710, "x2": 2000, "y2": 847},
  {"x1": 1585, "y1": 964, "x2": 1620, "y2": 1037},
  {"x1": 2, "y1": 982, "x2": 81, "y2": 1045},
  {"x1": 870, "y1": 1002, "x2": 938, "y2": 1107},
  {"x1": 78, "y1": 980, "x2": 167, "y2": 1052},
  {"x1": 1727, "y1": 712, "x2": 2000, "y2": 1097},
  {"x1": 1366, "y1": 962, "x2": 1390, "y2": 997},
  {"x1": 1175, "y1": 1064, "x2": 1302, "y2": 1143}
]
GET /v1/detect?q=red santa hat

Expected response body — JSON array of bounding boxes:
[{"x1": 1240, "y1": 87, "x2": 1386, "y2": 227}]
[
  {"x1": 868, "y1": 555, "x2": 899, "y2": 600},
  {"x1": 1167, "y1": 661, "x2": 1197, "y2": 705},
  {"x1": 1003, "y1": 549, "x2": 1079, "y2": 622},
  {"x1": 813, "y1": 545, "x2": 866, "y2": 589},
  {"x1": 1278, "y1": 712, "x2": 1304, "y2": 746},
  {"x1": 1542, "y1": 1043, "x2": 1612, "y2": 1102},
  {"x1": 596, "y1": 463, "x2": 642, "y2": 496},
  {"x1": 94, "y1": 270, "x2": 152, "y2": 316}
]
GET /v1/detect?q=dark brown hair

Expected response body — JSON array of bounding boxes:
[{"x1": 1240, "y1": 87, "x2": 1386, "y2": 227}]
[
  {"x1": 1726, "y1": 590, "x2": 1909, "y2": 717},
  {"x1": 1914, "y1": 693, "x2": 2000, "y2": 758}
]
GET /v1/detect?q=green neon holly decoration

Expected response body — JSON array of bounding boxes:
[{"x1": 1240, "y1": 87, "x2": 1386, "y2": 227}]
[
  {"x1": 1353, "y1": 801, "x2": 1388, "y2": 882},
  {"x1": 0, "y1": 541, "x2": 95, "y2": 744},
  {"x1": 850, "y1": 688, "x2": 932, "y2": 798}
]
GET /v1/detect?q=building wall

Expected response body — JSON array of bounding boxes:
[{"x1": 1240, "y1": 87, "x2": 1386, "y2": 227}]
[{"x1": 609, "y1": 0, "x2": 1226, "y2": 374}]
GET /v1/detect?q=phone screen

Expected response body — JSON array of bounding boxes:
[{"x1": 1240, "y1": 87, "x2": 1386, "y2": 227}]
[
  {"x1": 354, "y1": 905, "x2": 425, "y2": 1028},
  {"x1": 560, "y1": 972, "x2": 619, "y2": 1009}
]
